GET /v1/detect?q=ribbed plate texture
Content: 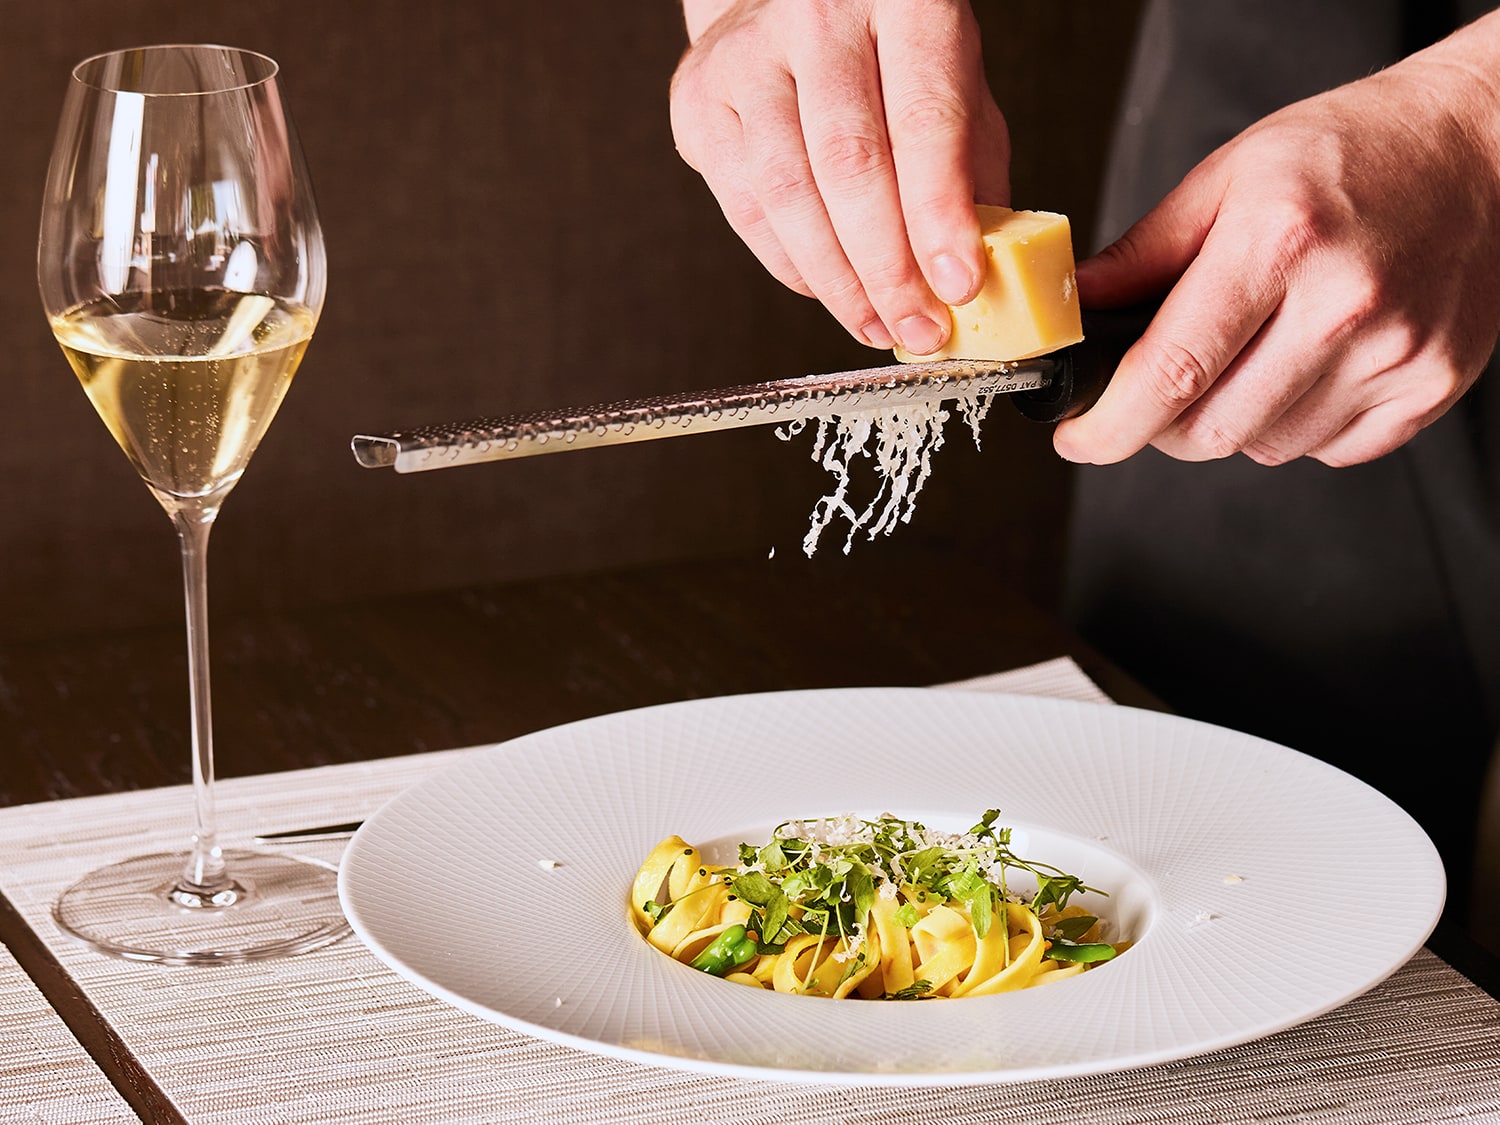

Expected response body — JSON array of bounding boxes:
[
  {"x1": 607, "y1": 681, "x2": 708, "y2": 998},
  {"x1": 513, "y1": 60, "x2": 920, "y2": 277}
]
[{"x1": 342, "y1": 687, "x2": 1446, "y2": 1084}]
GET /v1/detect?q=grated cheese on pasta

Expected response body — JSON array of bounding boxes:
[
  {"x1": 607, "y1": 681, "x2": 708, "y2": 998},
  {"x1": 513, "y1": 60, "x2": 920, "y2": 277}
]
[{"x1": 632, "y1": 811, "x2": 1124, "y2": 1000}]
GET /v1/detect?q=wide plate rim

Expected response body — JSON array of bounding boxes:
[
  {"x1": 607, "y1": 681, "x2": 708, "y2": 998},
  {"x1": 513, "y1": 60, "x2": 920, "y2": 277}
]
[{"x1": 338, "y1": 686, "x2": 1444, "y2": 1086}]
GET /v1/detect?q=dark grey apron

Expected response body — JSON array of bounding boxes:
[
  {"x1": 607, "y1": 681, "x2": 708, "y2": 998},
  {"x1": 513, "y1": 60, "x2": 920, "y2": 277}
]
[{"x1": 1065, "y1": 0, "x2": 1500, "y2": 916}]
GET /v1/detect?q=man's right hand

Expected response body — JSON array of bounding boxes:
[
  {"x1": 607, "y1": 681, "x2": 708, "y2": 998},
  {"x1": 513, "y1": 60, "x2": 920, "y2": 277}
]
[{"x1": 1058, "y1": 12, "x2": 1500, "y2": 469}]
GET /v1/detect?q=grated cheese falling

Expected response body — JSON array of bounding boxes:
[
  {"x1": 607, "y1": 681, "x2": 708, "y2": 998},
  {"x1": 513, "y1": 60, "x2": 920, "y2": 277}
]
[{"x1": 776, "y1": 391, "x2": 996, "y2": 557}]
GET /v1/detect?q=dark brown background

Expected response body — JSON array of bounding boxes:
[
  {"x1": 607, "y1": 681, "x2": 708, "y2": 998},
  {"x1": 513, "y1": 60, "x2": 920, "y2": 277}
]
[{"x1": 0, "y1": 3, "x2": 1142, "y2": 644}]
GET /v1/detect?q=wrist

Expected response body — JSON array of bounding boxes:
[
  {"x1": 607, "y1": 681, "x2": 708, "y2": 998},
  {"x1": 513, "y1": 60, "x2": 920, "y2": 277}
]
[{"x1": 1396, "y1": 10, "x2": 1500, "y2": 180}]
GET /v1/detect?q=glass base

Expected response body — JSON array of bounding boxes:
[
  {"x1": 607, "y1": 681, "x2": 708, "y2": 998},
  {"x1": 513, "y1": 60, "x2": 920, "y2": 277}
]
[{"x1": 52, "y1": 849, "x2": 350, "y2": 965}]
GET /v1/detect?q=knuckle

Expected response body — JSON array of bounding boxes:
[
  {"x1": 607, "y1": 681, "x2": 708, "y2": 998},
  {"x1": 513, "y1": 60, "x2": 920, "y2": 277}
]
[
  {"x1": 854, "y1": 255, "x2": 923, "y2": 302},
  {"x1": 1093, "y1": 219, "x2": 1167, "y2": 278},
  {"x1": 1436, "y1": 363, "x2": 1468, "y2": 404},
  {"x1": 889, "y1": 94, "x2": 969, "y2": 141},
  {"x1": 1142, "y1": 338, "x2": 1218, "y2": 412},
  {"x1": 791, "y1": 259, "x2": 876, "y2": 323},
  {"x1": 719, "y1": 190, "x2": 764, "y2": 234},
  {"x1": 1385, "y1": 320, "x2": 1427, "y2": 368},
  {"x1": 1322, "y1": 276, "x2": 1388, "y2": 340},
  {"x1": 668, "y1": 109, "x2": 710, "y2": 172},
  {"x1": 1092, "y1": 229, "x2": 1145, "y2": 273},
  {"x1": 1172, "y1": 406, "x2": 1250, "y2": 461},
  {"x1": 1243, "y1": 438, "x2": 1297, "y2": 467},
  {"x1": 1310, "y1": 446, "x2": 1360, "y2": 468},
  {"x1": 1258, "y1": 192, "x2": 1338, "y2": 266},
  {"x1": 1404, "y1": 362, "x2": 1466, "y2": 419},
  {"x1": 754, "y1": 153, "x2": 819, "y2": 212},
  {"x1": 1311, "y1": 414, "x2": 1421, "y2": 468},
  {"x1": 1311, "y1": 439, "x2": 1385, "y2": 468},
  {"x1": 811, "y1": 129, "x2": 889, "y2": 185},
  {"x1": 667, "y1": 56, "x2": 706, "y2": 107},
  {"x1": 817, "y1": 270, "x2": 871, "y2": 310},
  {"x1": 1264, "y1": 212, "x2": 1324, "y2": 268}
]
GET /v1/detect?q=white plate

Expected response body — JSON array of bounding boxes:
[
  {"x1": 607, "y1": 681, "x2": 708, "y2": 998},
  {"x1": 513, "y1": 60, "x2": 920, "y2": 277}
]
[{"x1": 338, "y1": 688, "x2": 1443, "y2": 1085}]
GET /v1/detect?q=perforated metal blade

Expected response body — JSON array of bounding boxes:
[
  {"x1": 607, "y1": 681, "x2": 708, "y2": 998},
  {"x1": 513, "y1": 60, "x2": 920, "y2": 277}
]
[{"x1": 351, "y1": 355, "x2": 1055, "y2": 474}]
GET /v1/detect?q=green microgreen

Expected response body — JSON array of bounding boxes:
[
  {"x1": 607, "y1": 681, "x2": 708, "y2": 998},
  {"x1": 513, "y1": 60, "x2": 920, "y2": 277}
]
[
  {"x1": 883, "y1": 980, "x2": 935, "y2": 1001},
  {"x1": 723, "y1": 811, "x2": 1110, "y2": 963},
  {"x1": 1050, "y1": 914, "x2": 1100, "y2": 943}
]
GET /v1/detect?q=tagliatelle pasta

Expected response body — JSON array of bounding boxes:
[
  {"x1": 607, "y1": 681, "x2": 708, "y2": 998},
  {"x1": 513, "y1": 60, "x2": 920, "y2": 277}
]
[{"x1": 631, "y1": 813, "x2": 1123, "y2": 1000}]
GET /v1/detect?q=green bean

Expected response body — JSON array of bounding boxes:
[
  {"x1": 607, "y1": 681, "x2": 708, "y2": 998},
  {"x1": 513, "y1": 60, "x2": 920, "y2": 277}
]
[
  {"x1": 689, "y1": 924, "x2": 758, "y2": 976},
  {"x1": 1044, "y1": 939, "x2": 1118, "y2": 964}
]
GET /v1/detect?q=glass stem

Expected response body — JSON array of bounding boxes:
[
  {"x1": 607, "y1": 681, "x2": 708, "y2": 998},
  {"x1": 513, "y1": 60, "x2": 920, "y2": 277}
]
[{"x1": 171, "y1": 504, "x2": 228, "y2": 895}]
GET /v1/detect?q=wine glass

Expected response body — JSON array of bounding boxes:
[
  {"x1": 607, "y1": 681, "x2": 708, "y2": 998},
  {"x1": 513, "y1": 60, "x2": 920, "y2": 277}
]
[{"x1": 38, "y1": 45, "x2": 346, "y2": 963}]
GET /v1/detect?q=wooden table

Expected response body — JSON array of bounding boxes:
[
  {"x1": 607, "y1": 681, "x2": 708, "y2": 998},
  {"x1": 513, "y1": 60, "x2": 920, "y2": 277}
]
[
  {"x1": 2, "y1": 550, "x2": 1494, "y2": 1121},
  {"x1": 0, "y1": 550, "x2": 1163, "y2": 805}
]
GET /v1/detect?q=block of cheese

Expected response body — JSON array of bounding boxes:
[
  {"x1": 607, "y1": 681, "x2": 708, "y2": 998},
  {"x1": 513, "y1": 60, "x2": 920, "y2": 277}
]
[{"x1": 895, "y1": 205, "x2": 1083, "y2": 362}]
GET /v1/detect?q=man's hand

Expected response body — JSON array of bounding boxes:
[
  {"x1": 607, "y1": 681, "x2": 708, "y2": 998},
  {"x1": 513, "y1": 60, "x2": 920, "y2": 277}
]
[
  {"x1": 670, "y1": 0, "x2": 1006, "y2": 356},
  {"x1": 1058, "y1": 13, "x2": 1500, "y2": 467}
]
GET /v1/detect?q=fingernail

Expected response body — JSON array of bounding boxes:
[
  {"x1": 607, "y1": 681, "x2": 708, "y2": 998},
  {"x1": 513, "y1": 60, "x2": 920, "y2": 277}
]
[
  {"x1": 895, "y1": 315, "x2": 945, "y2": 356},
  {"x1": 931, "y1": 253, "x2": 976, "y2": 305},
  {"x1": 1053, "y1": 435, "x2": 1085, "y2": 463},
  {"x1": 860, "y1": 319, "x2": 895, "y2": 349},
  {"x1": 1054, "y1": 422, "x2": 1099, "y2": 465}
]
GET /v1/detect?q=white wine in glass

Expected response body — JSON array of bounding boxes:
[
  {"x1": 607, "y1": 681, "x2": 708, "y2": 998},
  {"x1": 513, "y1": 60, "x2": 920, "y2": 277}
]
[{"x1": 38, "y1": 45, "x2": 346, "y2": 963}]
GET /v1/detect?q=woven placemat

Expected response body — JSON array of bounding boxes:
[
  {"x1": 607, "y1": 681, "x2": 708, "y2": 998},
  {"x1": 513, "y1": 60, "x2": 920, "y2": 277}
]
[
  {"x1": 0, "y1": 937, "x2": 138, "y2": 1124},
  {"x1": 1, "y1": 659, "x2": 1496, "y2": 1125}
]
